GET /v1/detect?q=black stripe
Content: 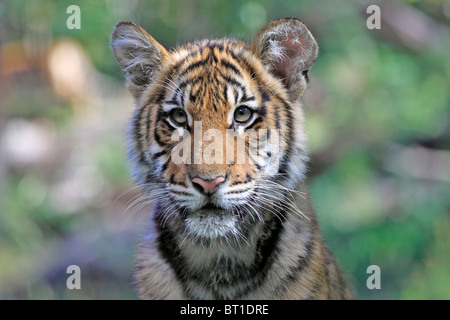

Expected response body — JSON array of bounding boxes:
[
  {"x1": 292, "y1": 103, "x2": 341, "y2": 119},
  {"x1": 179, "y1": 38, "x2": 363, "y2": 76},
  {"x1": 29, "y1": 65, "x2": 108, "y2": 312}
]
[
  {"x1": 161, "y1": 156, "x2": 171, "y2": 172},
  {"x1": 155, "y1": 91, "x2": 165, "y2": 104},
  {"x1": 152, "y1": 150, "x2": 166, "y2": 160},
  {"x1": 169, "y1": 174, "x2": 187, "y2": 187},
  {"x1": 170, "y1": 190, "x2": 191, "y2": 196},
  {"x1": 209, "y1": 47, "x2": 218, "y2": 64},
  {"x1": 226, "y1": 49, "x2": 258, "y2": 80},
  {"x1": 258, "y1": 104, "x2": 267, "y2": 117},
  {"x1": 277, "y1": 101, "x2": 294, "y2": 179},
  {"x1": 133, "y1": 106, "x2": 149, "y2": 166},
  {"x1": 144, "y1": 170, "x2": 158, "y2": 184},
  {"x1": 224, "y1": 212, "x2": 287, "y2": 298},
  {"x1": 247, "y1": 117, "x2": 263, "y2": 130},
  {"x1": 261, "y1": 90, "x2": 270, "y2": 102},
  {"x1": 218, "y1": 74, "x2": 246, "y2": 93},
  {"x1": 162, "y1": 118, "x2": 175, "y2": 130},
  {"x1": 165, "y1": 99, "x2": 179, "y2": 106},
  {"x1": 155, "y1": 216, "x2": 189, "y2": 288},
  {"x1": 224, "y1": 188, "x2": 251, "y2": 195},
  {"x1": 254, "y1": 214, "x2": 285, "y2": 275},
  {"x1": 272, "y1": 238, "x2": 315, "y2": 297},
  {"x1": 223, "y1": 85, "x2": 228, "y2": 102},
  {"x1": 188, "y1": 75, "x2": 205, "y2": 87},
  {"x1": 220, "y1": 59, "x2": 240, "y2": 74},
  {"x1": 154, "y1": 128, "x2": 164, "y2": 146},
  {"x1": 178, "y1": 58, "x2": 209, "y2": 78},
  {"x1": 274, "y1": 107, "x2": 281, "y2": 130},
  {"x1": 240, "y1": 96, "x2": 255, "y2": 104}
]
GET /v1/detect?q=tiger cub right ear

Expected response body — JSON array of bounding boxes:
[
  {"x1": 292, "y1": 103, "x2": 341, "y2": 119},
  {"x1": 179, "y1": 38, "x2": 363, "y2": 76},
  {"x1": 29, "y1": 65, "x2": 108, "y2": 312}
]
[
  {"x1": 251, "y1": 18, "x2": 318, "y2": 101},
  {"x1": 110, "y1": 21, "x2": 169, "y2": 101}
]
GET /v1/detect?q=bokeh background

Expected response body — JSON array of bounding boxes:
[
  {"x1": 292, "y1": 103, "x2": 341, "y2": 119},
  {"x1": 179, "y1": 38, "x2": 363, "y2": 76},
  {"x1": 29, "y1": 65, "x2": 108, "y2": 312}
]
[{"x1": 0, "y1": 0, "x2": 449, "y2": 299}]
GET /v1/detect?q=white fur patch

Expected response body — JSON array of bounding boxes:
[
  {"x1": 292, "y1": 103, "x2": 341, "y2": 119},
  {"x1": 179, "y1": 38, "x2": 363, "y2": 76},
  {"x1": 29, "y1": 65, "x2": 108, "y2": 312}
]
[{"x1": 184, "y1": 213, "x2": 239, "y2": 240}]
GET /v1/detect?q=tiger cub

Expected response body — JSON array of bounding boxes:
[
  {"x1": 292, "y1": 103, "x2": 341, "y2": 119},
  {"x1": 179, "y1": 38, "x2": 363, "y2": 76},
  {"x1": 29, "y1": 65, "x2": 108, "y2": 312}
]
[{"x1": 111, "y1": 18, "x2": 353, "y2": 300}]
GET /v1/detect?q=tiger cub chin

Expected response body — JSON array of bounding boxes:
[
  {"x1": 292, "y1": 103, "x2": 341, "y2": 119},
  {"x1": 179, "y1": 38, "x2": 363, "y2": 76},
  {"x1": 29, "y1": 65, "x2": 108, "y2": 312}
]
[{"x1": 111, "y1": 18, "x2": 353, "y2": 300}]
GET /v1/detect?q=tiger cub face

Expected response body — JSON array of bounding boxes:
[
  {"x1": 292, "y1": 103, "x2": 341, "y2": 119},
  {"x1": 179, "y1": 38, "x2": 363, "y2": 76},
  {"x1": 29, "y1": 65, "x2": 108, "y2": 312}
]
[{"x1": 111, "y1": 19, "x2": 318, "y2": 239}]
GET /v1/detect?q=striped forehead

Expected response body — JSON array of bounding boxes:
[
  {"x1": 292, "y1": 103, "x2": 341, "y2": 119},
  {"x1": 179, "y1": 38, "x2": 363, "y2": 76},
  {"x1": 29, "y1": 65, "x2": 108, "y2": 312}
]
[{"x1": 164, "y1": 41, "x2": 257, "y2": 124}]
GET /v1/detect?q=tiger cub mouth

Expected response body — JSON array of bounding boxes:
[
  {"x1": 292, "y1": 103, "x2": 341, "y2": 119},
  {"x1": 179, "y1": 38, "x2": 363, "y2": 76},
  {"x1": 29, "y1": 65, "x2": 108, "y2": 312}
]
[
  {"x1": 199, "y1": 202, "x2": 223, "y2": 212},
  {"x1": 195, "y1": 202, "x2": 233, "y2": 219}
]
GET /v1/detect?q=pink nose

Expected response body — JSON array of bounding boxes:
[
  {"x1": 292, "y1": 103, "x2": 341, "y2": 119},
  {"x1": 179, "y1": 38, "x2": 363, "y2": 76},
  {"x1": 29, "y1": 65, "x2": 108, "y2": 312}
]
[{"x1": 191, "y1": 176, "x2": 226, "y2": 195}]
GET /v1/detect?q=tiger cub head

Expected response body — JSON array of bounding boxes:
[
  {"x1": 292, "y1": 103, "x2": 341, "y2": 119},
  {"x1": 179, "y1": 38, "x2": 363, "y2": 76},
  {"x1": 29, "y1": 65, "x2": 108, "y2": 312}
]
[{"x1": 111, "y1": 18, "x2": 318, "y2": 239}]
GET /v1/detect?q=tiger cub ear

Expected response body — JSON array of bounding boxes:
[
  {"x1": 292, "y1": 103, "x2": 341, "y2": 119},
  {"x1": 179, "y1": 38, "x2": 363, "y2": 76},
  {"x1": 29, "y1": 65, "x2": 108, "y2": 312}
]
[
  {"x1": 251, "y1": 18, "x2": 318, "y2": 101},
  {"x1": 110, "y1": 21, "x2": 169, "y2": 101}
]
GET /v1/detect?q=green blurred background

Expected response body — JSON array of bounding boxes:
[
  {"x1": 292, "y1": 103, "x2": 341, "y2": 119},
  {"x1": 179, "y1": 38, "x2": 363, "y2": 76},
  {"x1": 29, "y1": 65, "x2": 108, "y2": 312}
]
[{"x1": 0, "y1": 0, "x2": 449, "y2": 299}]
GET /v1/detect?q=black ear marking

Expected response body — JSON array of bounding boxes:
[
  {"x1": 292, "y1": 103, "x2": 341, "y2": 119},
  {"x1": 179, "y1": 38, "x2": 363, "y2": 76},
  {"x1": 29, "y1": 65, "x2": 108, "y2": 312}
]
[{"x1": 302, "y1": 70, "x2": 309, "y2": 83}]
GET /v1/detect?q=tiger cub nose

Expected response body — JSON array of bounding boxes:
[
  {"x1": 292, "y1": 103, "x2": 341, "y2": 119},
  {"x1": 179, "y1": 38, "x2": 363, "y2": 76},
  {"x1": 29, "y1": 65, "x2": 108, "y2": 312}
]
[{"x1": 191, "y1": 176, "x2": 226, "y2": 195}]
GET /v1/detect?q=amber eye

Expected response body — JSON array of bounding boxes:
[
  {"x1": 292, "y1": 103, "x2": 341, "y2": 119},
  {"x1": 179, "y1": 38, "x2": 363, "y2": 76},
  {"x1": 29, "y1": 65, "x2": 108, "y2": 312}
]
[
  {"x1": 234, "y1": 106, "x2": 253, "y2": 123},
  {"x1": 169, "y1": 108, "x2": 187, "y2": 126}
]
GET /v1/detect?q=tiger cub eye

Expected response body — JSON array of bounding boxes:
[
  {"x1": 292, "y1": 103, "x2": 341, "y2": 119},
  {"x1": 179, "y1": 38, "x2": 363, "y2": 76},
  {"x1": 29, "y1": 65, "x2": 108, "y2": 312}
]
[
  {"x1": 234, "y1": 106, "x2": 253, "y2": 123},
  {"x1": 170, "y1": 108, "x2": 187, "y2": 125}
]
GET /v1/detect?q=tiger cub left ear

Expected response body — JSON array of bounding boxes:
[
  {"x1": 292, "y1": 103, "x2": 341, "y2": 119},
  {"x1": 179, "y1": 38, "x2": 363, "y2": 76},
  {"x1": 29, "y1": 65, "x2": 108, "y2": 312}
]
[
  {"x1": 111, "y1": 21, "x2": 169, "y2": 102},
  {"x1": 251, "y1": 18, "x2": 318, "y2": 101}
]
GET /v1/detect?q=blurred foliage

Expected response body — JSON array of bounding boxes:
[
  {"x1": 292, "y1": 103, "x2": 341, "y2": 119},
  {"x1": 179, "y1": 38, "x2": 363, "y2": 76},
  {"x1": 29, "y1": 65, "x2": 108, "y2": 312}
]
[{"x1": 0, "y1": 0, "x2": 449, "y2": 299}]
